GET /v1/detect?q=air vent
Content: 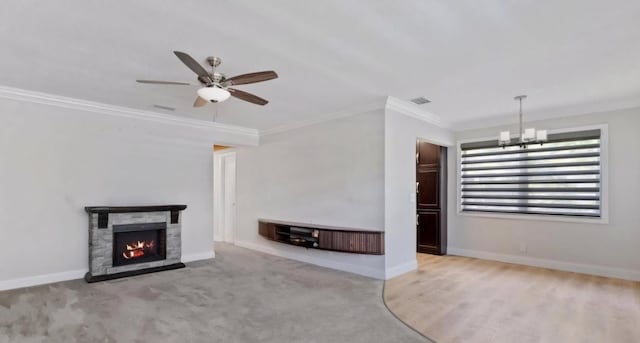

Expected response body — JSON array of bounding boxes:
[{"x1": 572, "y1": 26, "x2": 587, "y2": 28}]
[
  {"x1": 410, "y1": 97, "x2": 431, "y2": 105},
  {"x1": 152, "y1": 104, "x2": 175, "y2": 111}
]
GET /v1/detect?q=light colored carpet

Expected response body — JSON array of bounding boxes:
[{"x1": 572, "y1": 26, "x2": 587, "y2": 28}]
[
  {"x1": 385, "y1": 253, "x2": 640, "y2": 343},
  {"x1": 0, "y1": 243, "x2": 428, "y2": 343}
]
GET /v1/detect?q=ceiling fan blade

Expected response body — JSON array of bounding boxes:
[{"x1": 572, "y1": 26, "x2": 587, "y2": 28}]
[
  {"x1": 193, "y1": 96, "x2": 208, "y2": 107},
  {"x1": 228, "y1": 88, "x2": 269, "y2": 105},
  {"x1": 136, "y1": 80, "x2": 191, "y2": 85},
  {"x1": 173, "y1": 51, "x2": 210, "y2": 78},
  {"x1": 223, "y1": 71, "x2": 278, "y2": 86}
]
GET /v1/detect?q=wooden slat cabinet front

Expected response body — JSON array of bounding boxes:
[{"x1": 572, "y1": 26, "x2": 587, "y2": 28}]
[
  {"x1": 258, "y1": 221, "x2": 277, "y2": 240},
  {"x1": 258, "y1": 220, "x2": 384, "y2": 255},
  {"x1": 324, "y1": 230, "x2": 384, "y2": 254}
]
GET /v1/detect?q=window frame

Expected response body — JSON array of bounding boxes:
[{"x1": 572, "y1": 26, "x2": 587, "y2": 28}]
[{"x1": 456, "y1": 124, "x2": 609, "y2": 224}]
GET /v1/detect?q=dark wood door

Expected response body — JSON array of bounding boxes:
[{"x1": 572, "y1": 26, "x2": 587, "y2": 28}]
[
  {"x1": 417, "y1": 211, "x2": 439, "y2": 250},
  {"x1": 416, "y1": 140, "x2": 447, "y2": 255},
  {"x1": 417, "y1": 141, "x2": 440, "y2": 166},
  {"x1": 417, "y1": 168, "x2": 439, "y2": 208}
]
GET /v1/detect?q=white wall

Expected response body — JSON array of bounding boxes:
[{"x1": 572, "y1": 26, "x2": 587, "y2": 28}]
[
  {"x1": 233, "y1": 109, "x2": 387, "y2": 279},
  {"x1": 383, "y1": 102, "x2": 455, "y2": 278},
  {"x1": 449, "y1": 107, "x2": 640, "y2": 280},
  {"x1": 0, "y1": 95, "x2": 253, "y2": 290}
]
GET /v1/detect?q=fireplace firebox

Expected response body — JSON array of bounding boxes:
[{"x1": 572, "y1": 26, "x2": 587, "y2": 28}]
[{"x1": 112, "y1": 222, "x2": 167, "y2": 267}]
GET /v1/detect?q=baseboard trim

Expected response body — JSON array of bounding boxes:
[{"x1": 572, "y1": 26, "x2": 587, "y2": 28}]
[
  {"x1": 182, "y1": 250, "x2": 216, "y2": 263},
  {"x1": 448, "y1": 247, "x2": 640, "y2": 282},
  {"x1": 234, "y1": 240, "x2": 385, "y2": 279},
  {"x1": 0, "y1": 250, "x2": 215, "y2": 292},
  {"x1": 385, "y1": 260, "x2": 418, "y2": 280},
  {"x1": 0, "y1": 269, "x2": 87, "y2": 292}
]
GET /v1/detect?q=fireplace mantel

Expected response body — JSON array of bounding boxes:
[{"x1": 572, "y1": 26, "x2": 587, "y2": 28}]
[{"x1": 85, "y1": 205, "x2": 187, "y2": 213}]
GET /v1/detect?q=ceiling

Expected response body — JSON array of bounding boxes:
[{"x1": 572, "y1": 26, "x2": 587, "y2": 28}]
[{"x1": 1, "y1": 1, "x2": 639, "y2": 131}]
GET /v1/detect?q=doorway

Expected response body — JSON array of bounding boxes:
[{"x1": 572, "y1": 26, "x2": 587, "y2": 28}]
[
  {"x1": 213, "y1": 148, "x2": 236, "y2": 243},
  {"x1": 416, "y1": 139, "x2": 447, "y2": 255}
]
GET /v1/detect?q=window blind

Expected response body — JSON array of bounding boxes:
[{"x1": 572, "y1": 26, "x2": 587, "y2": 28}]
[{"x1": 460, "y1": 129, "x2": 601, "y2": 217}]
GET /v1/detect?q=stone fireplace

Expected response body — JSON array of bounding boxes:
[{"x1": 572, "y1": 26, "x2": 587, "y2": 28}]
[{"x1": 84, "y1": 205, "x2": 187, "y2": 282}]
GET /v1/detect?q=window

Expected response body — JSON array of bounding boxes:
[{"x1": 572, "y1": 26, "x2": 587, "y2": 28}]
[{"x1": 460, "y1": 129, "x2": 602, "y2": 218}]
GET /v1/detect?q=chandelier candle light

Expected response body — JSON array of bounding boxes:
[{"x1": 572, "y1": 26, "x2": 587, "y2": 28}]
[{"x1": 499, "y1": 95, "x2": 547, "y2": 148}]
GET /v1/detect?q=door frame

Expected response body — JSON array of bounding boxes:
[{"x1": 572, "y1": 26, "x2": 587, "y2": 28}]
[
  {"x1": 415, "y1": 139, "x2": 448, "y2": 255},
  {"x1": 213, "y1": 151, "x2": 237, "y2": 243}
]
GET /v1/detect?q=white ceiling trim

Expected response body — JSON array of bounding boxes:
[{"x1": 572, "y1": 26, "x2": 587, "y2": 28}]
[
  {"x1": 449, "y1": 95, "x2": 640, "y2": 131},
  {"x1": 385, "y1": 96, "x2": 450, "y2": 129},
  {"x1": 261, "y1": 96, "x2": 452, "y2": 137},
  {"x1": 0, "y1": 84, "x2": 259, "y2": 141},
  {"x1": 259, "y1": 98, "x2": 387, "y2": 136}
]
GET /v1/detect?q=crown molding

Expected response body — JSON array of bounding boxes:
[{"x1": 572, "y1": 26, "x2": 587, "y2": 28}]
[
  {"x1": 259, "y1": 99, "x2": 387, "y2": 136},
  {"x1": 260, "y1": 96, "x2": 451, "y2": 136},
  {"x1": 0, "y1": 85, "x2": 259, "y2": 142},
  {"x1": 449, "y1": 95, "x2": 640, "y2": 131},
  {"x1": 385, "y1": 96, "x2": 450, "y2": 129}
]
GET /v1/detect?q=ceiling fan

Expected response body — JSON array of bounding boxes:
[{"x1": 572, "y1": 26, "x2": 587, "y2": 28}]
[{"x1": 137, "y1": 51, "x2": 278, "y2": 107}]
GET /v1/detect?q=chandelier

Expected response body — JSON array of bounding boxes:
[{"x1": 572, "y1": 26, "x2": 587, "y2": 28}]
[{"x1": 499, "y1": 95, "x2": 547, "y2": 148}]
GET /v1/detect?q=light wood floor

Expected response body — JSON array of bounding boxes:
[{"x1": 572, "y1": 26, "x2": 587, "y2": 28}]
[{"x1": 384, "y1": 254, "x2": 640, "y2": 343}]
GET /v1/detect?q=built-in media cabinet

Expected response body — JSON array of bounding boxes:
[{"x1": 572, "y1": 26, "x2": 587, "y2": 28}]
[{"x1": 258, "y1": 219, "x2": 384, "y2": 255}]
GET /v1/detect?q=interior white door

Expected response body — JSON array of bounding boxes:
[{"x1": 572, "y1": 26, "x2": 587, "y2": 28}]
[
  {"x1": 213, "y1": 152, "x2": 223, "y2": 242},
  {"x1": 222, "y1": 153, "x2": 236, "y2": 243}
]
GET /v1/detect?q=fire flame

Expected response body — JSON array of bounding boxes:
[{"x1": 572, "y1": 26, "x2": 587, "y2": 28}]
[{"x1": 122, "y1": 240, "x2": 155, "y2": 259}]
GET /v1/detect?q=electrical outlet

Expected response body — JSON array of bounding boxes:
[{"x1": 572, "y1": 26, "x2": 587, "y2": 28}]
[{"x1": 519, "y1": 243, "x2": 528, "y2": 253}]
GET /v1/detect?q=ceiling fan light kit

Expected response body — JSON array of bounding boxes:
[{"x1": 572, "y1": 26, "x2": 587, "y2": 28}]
[
  {"x1": 499, "y1": 95, "x2": 548, "y2": 149},
  {"x1": 136, "y1": 51, "x2": 277, "y2": 107},
  {"x1": 197, "y1": 86, "x2": 230, "y2": 103}
]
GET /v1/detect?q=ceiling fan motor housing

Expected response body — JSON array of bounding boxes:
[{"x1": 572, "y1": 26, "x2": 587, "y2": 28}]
[{"x1": 197, "y1": 72, "x2": 226, "y2": 86}]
